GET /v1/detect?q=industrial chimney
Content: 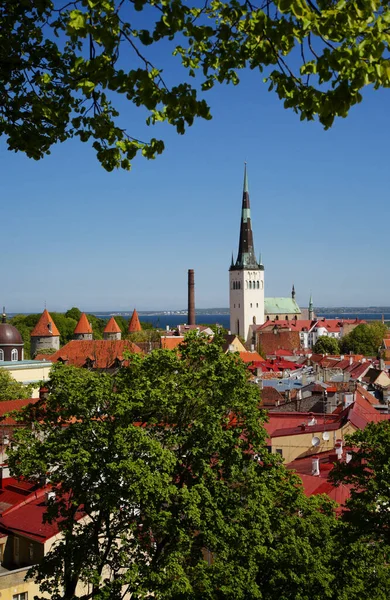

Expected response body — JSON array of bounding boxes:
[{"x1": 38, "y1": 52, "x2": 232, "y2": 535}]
[{"x1": 188, "y1": 269, "x2": 195, "y2": 326}]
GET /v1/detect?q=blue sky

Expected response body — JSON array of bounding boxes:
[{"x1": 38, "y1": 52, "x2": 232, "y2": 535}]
[{"x1": 2, "y1": 36, "x2": 390, "y2": 312}]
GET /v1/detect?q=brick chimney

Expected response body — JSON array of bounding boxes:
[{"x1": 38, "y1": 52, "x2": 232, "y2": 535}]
[{"x1": 188, "y1": 269, "x2": 195, "y2": 326}]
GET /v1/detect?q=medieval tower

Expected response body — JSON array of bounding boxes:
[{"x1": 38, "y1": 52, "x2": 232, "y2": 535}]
[{"x1": 229, "y1": 165, "x2": 264, "y2": 339}]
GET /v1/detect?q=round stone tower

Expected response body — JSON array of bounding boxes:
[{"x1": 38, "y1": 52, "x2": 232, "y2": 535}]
[
  {"x1": 103, "y1": 317, "x2": 121, "y2": 341},
  {"x1": 30, "y1": 309, "x2": 60, "y2": 356},
  {"x1": 74, "y1": 313, "x2": 93, "y2": 341}
]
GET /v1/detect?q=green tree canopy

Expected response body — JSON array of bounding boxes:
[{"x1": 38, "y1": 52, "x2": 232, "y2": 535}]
[
  {"x1": 329, "y1": 421, "x2": 390, "y2": 599},
  {"x1": 64, "y1": 307, "x2": 82, "y2": 322},
  {"x1": 9, "y1": 333, "x2": 344, "y2": 600},
  {"x1": 0, "y1": 370, "x2": 33, "y2": 401},
  {"x1": 3, "y1": 0, "x2": 390, "y2": 170},
  {"x1": 313, "y1": 335, "x2": 340, "y2": 355},
  {"x1": 340, "y1": 321, "x2": 388, "y2": 356}
]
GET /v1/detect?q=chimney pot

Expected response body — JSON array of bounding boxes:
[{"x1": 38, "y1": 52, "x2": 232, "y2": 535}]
[{"x1": 312, "y1": 457, "x2": 320, "y2": 476}]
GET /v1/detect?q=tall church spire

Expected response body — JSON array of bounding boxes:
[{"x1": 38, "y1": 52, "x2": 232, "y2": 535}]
[
  {"x1": 309, "y1": 294, "x2": 314, "y2": 320},
  {"x1": 231, "y1": 164, "x2": 260, "y2": 271}
]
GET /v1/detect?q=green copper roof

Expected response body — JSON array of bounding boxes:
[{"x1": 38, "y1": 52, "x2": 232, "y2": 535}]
[
  {"x1": 243, "y1": 163, "x2": 249, "y2": 193},
  {"x1": 264, "y1": 297, "x2": 301, "y2": 315}
]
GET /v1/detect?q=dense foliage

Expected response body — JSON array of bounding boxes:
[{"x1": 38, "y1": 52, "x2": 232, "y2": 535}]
[
  {"x1": 340, "y1": 321, "x2": 387, "y2": 356},
  {"x1": 8, "y1": 333, "x2": 345, "y2": 600},
  {"x1": 330, "y1": 421, "x2": 390, "y2": 599},
  {"x1": 3, "y1": 0, "x2": 390, "y2": 170},
  {"x1": 0, "y1": 370, "x2": 33, "y2": 401},
  {"x1": 313, "y1": 335, "x2": 340, "y2": 355}
]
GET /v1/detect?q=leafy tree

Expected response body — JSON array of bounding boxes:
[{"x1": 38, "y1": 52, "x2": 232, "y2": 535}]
[
  {"x1": 329, "y1": 421, "x2": 390, "y2": 599},
  {"x1": 50, "y1": 313, "x2": 78, "y2": 346},
  {"x1": 65, "y1": 307, "x2": 82, "y2": 322},
  {"x1": 0, "y1": 370, "x2": 33, "y2": 401},
  {"x1": 9, "y1": 333, "x2": 341, "y2": 600},
  {"x1": 3, "y1": 0, "x2": 390, "y2": 170},
  {"x1": 313, "y1": 335, "x2": 340, "y2": 355},
  {"x1": 341, "y1": 321, "x2": 388, "y2": 356}
]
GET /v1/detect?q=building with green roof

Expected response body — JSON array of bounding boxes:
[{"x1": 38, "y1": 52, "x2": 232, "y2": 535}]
[{"x1": 264, "y1": 296, "x2": 302, "y2": 320}]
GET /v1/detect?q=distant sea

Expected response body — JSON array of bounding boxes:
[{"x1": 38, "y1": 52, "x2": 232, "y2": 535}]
[{"x1": 92, "y1": 312, "x2": 390, "y2": 330}]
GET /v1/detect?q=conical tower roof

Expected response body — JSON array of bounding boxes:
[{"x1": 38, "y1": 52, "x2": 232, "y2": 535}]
[
  {"x1": 31, "y1": 309, "x2": 60, "y2": 337},
  {"x1": 128, "y1": 309, "x2": 142, "y2": 333},
  {"x1": 74, "y1": 313, "x2": 93, "y2": 335},
  {"x1": 230, "y1": 164, "x2": 260, "y2": 271},
  {"x1": 104, "y1": 316, "x2": 121, "y2": 334}
]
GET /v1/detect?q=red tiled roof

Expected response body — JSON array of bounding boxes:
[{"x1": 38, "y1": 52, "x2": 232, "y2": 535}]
[
  {"x1": 264, "y1": 413, "x2": 341, "y2": 438},
  {"x1": 274, "y1": 348, "x2": 294, "y2": 357},
  {"x1": 261, "y1": 387, "x2": 284, "y2": 407},
  {"x1": 30, "y1": 310, "x2": 60, "y2": 337},
  {"x1": 239, "y1": 351, "x2": 265, "y2": 363},
  {"x1": 256, "y1": 330, "x2": 300, "y2": 357},
  {"x1": 259, "y1": 358, "x2": 301, "y2": 373},
  {"x1": 0, "y1": 478, "x2": 38, "y2": 515},
  {"x1": 287, "y1": 452, "x2": 351, "y2": 508},
  {"x1": 257, "y1": 319, "x2": 315, "y2": 332},
  {"x1": 0, "y1": 488, "x2": 84, "y2": 543},
  {"x1": 0, "y1": 398, "x2": 39, "y2": 425},
  {"x1": 36, "y1": 340, "x2": 142, "y2": 368},
  {"x1": 160, "y1": 336, "x2": 185, "y2": 350},
  {"x1": 128, "y1": 309, "x2": 142, "y2": 333},
  {"x1": 104, "y1": 317, "x2": 121, "y2": 334},
  {"x1": 74, "y1": 313, "x2": 92, "y2": 335}
]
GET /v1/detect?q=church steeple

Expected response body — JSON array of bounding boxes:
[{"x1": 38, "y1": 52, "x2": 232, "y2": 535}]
[
  {"x1": 292, "y1": 284, "x2": 296, "y2": 300},
  {"x1": 309, "y1": 294, "x2": 314, "y2": 320},
  {"x1": 230, "y1": 164, "x2": 260, "y2": 271}
]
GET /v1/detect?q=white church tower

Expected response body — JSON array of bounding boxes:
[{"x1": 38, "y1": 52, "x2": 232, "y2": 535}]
[{"x1": 229, "y1": 165, "x2": 264, "y2": 340}]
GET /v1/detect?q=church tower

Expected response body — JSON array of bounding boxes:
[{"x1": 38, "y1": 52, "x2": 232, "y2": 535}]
[{"x1": 229, "y1": 165, "x2": 264, "y2": 340}]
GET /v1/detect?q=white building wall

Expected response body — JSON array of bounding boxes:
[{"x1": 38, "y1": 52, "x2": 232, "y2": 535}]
[{"x1": 229, "y1": 268, "x2": 264, "y2": 340}]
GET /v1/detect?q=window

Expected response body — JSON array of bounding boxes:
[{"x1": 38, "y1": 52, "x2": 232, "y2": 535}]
[
  {"x1": 249, "y1": 281, "x2": 252, "y2": 289},
  {"x1": 252, "y1": 281, "x2": 255, "y2": 288},
  {"x1": 250, "y1": 303, "x2": 252, "y2": 308},
  {"x1": 0, "y1": 349, "x2": 3, "y2": 361},
  {"x1": 11, "y1": 349, "x2": 18, "y2": 361},
  {"x1": 257, "y1": 281, "x2": 259, "y2": 289},
  {"x1": 13, "y1": 594, "x2": 28, "y2": 600},
  {"x1": 276, "y1": 449, "x2": 283, "y2": 457},
  {"x1": 256, "y1": 303, "x2": 258, "y2": 308}
]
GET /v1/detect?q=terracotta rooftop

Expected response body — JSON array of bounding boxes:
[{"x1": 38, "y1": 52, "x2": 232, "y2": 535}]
[
  {"x1": 160, "y1": 336, "x2": 185, "y2": 350},
  {"x1": 104, "y1": 316, "x2": 121, "y2": 334},
  {"x1": 74, "y1": 313, "x2": 92, "y2": 335},
  {"x1": 30, "y1": 310, "x2": 60, "y2": 337},
  {"x1": 35, "y1": 340, "x2": 142, "y2": 369},
  {"x1": 128, "y1": 309, "x2": 142, "y2": 333},
  {"x1": 239, "y1": 351, "x2": 264, "y2": 363},
  {"x1": 0, "y1": 487, "x2": 84, "y2": 543},
  {"x1": 287, "y1": 451, "x2": 351, "y2": 508},
  {"x1": 0, "y1": 398, "x2": 39, "y2": 425}
]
